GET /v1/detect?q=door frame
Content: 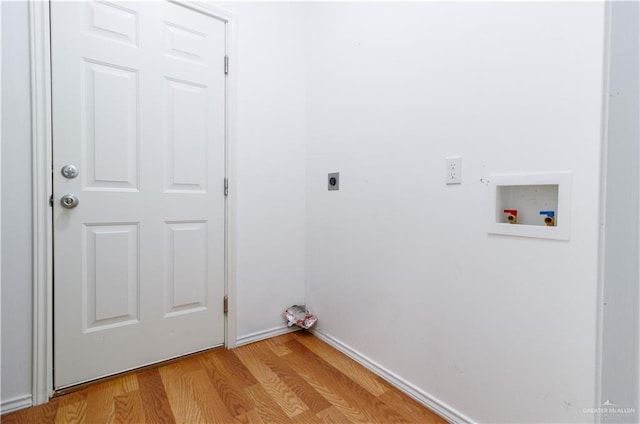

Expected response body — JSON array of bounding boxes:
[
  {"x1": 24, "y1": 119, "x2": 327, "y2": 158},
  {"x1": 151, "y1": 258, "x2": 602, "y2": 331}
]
[{"x1": 29, "y1": 0, "x2": 238, "y2": 405}]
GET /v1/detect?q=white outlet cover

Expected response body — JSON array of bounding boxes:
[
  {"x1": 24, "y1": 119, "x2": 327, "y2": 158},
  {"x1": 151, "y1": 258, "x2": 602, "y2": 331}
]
[{"x1": 445, "y1": 156, "x2": 462, "y2": 184}]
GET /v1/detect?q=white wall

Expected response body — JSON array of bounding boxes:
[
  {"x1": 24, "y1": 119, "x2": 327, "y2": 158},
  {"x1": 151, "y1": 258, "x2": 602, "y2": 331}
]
[
  {"x1": 305, "y1": 3, "x2": 606, "y2": 423},
  {"x1": 214, "y1": 2, "x2": 307, "y2": 342},
  {"x1": 1, "y1": 0, "x2": 34, "y2": 412},
  {"x1": 600, "y1": 1, "x2": 640, "y2": 422}
]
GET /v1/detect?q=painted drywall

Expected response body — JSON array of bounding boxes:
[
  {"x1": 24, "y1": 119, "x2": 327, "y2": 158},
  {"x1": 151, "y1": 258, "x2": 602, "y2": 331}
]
[
  {"x1": 600, "y1": 1, "x2": 640, "y2": 422},
  {"x1": 1, "y1": 0, "x2": 34, "y2": 411},
  {"x1": 304, "y1": 3, "x2": 606, "y2": 423},
  {"x1": 214, "y1": 2, "x2": 307, "y2": 341}
]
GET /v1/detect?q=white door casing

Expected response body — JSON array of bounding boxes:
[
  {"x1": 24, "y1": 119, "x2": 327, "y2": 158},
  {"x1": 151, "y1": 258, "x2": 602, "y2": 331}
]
[{"x1": 51, "y1": 1, "x2": 227, "y2": 388}]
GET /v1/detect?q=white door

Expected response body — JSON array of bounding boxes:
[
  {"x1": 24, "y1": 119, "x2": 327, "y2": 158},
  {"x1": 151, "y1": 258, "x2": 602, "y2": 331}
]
[{"x1": 51, "y1": 1, "x2": 227, "y2": 388}]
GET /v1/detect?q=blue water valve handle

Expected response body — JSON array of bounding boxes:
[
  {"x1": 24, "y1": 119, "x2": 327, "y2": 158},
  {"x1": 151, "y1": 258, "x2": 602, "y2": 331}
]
[{"x1": 540, "y1": 210, "x2": 556, "y2": 226}]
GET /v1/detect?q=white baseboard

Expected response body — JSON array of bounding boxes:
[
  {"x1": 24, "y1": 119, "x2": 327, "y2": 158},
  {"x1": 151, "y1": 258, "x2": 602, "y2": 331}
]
[
  {"x1": 1, "y1": 394, "x2": 32, "y2": 415},
  {"x1": 236, "y1": 325, "x2": 301, "y2": 347},
  {"x1": 311, "y1": 329, "x2": 474, "y2": 424}
]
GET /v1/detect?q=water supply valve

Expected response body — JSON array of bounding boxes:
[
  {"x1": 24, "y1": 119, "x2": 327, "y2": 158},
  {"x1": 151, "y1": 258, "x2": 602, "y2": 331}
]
[
  {"x1": 539, "y1": 211, "x2": 555, "y2": 226},
  {"x1": 503, "y1": 209, "x2": 518, "y2": 224}
]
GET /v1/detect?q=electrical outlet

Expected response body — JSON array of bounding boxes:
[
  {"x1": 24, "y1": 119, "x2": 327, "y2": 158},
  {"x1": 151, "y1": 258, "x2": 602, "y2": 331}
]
[
  {"x1": 445, "y1": 156, "x2": 462, "y2": 184},
  {"x1": 328, "y1": 172, "x2": 340, "y2": 190}
]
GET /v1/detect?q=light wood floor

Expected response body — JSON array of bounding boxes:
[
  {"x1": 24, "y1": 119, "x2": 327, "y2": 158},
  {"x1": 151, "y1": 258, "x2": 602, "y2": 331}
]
[{"x1": 1, "y1": 331, "x2": 446, "y2": 423}]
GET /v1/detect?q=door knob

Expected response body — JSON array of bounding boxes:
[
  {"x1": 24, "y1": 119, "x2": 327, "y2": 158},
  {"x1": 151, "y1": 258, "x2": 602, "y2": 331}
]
[
  {"x1": 61, "y1": 165, "x2": 79, "y2": 179},
  {"x1": 60, "y1": 194, "x2": 79, "y2": 209}
]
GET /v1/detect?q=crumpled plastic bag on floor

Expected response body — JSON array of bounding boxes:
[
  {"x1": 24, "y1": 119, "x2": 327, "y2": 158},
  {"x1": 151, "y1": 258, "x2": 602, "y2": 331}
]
[{"x1": 284, "y1": 305, "x2": 317, "y2": 329}]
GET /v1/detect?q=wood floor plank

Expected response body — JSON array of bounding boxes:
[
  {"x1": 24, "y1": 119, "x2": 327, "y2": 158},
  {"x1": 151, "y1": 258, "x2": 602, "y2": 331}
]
[
  {"x1": 120, "y1": 374, "x2": 140, "y2": 393},
  {"x1": 113, "y1": 390, "x2": 145, "y2": 424},
  {"x1": 295, "y1": 333, "x2": 390, "y2": 397},
  {"x1": 211, "y1": 348, "x2": 259, "y2": 388},
  {"x1": 262, "y1": 374, "x2": 309, "y2": 418},
  {"x1": 54, "y1": 390, "x2": 88, "y2": 424},
  {"x1": 184, "y1": 368, "x2": 241, "y2": 424},
  {"x1": 85, "y1": 375, "x2": 134, "y2": 423},
  {"x1": 137, "y1": 368, "x2": 176, "y2": 424},
  {"x1": 244, "y1": 384, "x2": 295, "y2": 424},
  {"x1": 280, "y1": 340, "x2": 371, "y2": 423},
  {"x1": 292, "y1": 409, "x2": 328, "y2": 424},
  {"x1": 236, "y1": 407, "x2": 267, "y2": 424},
  {"x1": 28, "y1": 398, "x2": 61, "y2": 424},
  {"x1": 1, "y1": 332, "x2": 444, "y2": 424},
  {"x1": 235, "y1": 344, "x2": 308, "y2": 418},
  {"x1": 282, "y1": 346, "x2": 372, "y2": 424},
  {"x1": 285, "y1": 339, "x2": 409, "y2": 424},
  {"x1": 233, "y1": 342, "x2": 275, "y2": 381},
  {"x1": 260, "y1": 348, "x2": 332, "y2": 414},
  {"x1": 85, "y1": 381, "x2": 117, "y2": 423},
  {"x1": 316, "y1": 406, "x2": 354, "y2": 424},
  {"x1": 263, "y1": 336, "x2": 294, "y2": 357},
  {"x1": 158, "y1": 363, "x2": 205, "y2": 423},
  {"x1": 200, "y1": 351, "x2": 255, "y2": 418}
]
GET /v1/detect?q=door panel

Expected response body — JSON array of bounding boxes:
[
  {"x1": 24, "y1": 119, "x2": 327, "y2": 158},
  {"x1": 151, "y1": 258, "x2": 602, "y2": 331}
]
[
  {"x1": 51, "y1": 1, "x2": 226, "y2": 388},
  {"x1": 85, "y1": 223, "x2": 139, "y2": 331},
  {"x1": 166, "y1": 78, "x2": 209, "y2": 191},
  {"x1": 165, "y1": 221, "x2": 209, "y2": 316},
  {"x1": 84, "y1": 60, "x2": 139, "y2": 190}
]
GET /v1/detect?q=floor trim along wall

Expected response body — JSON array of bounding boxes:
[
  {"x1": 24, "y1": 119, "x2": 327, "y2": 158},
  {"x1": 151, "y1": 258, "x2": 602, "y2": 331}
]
[
  {"x1": 235, "y1": 325, "x2": 301, "y2": 347},
  {"x1": 311, "y1": 329, "x2": 474, "y2": 424},
  {"x1": 0, "y1": 395, "x2": 33, "y2": 415}
]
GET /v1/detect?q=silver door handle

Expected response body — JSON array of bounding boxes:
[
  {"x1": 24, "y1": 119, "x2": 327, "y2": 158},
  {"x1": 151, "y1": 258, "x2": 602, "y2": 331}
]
[{"x1": 60, "y1": 194, "x2": 79, "y2": 209}]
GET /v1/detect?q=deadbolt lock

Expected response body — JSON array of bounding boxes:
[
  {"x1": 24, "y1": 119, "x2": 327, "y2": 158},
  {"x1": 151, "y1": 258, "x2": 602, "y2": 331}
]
[{"x1": 61, "y1": 165, "x2": 79, "y2": 179}]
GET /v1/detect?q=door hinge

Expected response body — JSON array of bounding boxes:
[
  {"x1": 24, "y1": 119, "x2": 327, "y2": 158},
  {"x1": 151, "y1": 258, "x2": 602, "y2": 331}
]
[
  {"x1": 49, "y1": 194, "x2": 53, "y2": 207},
  {"x1": 224, "y1": 177, "x2": 229, "y2": 196},
  {"x1": 223, "y1": 296, "x2": 228, "y2": 314},
  {"x1": 224, "y1": 55, "x2": 229, "y2": 75}
]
